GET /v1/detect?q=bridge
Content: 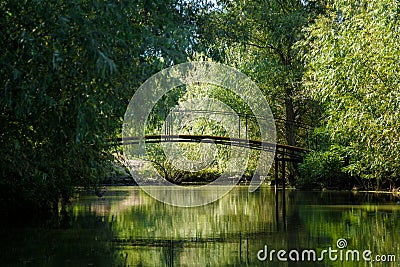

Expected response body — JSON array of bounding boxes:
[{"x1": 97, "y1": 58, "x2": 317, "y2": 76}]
[{"x1": 114, "y1": 109, "x2": 312, "y2": 187}]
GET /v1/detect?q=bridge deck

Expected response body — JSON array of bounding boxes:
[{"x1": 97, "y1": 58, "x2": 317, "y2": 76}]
[{"x1": 114, "y1": 135, "x2": 308, "y2": 162}]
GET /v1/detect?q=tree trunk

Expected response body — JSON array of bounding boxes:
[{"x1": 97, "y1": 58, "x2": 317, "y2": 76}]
[
  {"x1": 284, "y1": 86, "x2": 298, "y2": 186},
  {"x1": 285, "y1": 87, "x2": 296, "y2": 147}
]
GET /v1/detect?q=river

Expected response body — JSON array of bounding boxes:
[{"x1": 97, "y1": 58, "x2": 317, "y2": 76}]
[{"x1": 0, "y1": 186, "x2": 399, "y2": 266}]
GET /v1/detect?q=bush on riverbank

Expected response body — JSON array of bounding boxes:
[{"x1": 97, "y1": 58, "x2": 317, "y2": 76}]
[{"x1": 298, "y1": 148, "x2": 356, "y2": 190}]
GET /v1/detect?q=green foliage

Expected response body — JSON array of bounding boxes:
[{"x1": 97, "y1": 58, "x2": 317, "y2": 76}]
[
  {"x1": 0, "y1": 0, "x2": 199, "y2": 217},
  {"x1": 198, "y1": 0, "x2": 323, "y2": 147},
  {"x1": 196, "y1": 0, "x2": 326, "y2": 185},
  {"x1": 298, "y1": 145, "x2": 354, "y2": 189},
  {"x1": 3, "y1": 0, "x2": 399, "y2": 215},
  {"x1": 301, "y1": 0, "x2": 400, "y2": 189},
  {"x1": 145, "y1": 143, "x2": 220, "y2": 185}
]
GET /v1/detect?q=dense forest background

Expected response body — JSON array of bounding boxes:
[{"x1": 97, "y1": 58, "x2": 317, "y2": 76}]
[{"x1": 1, "y1": 0, "x2": 399, "y2": 218}]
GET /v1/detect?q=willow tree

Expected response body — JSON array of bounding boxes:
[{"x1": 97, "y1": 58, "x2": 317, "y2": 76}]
[
  {"x1": 198, "y1": 0, "x2": 323, "y2": 183},
  {"x1": 0, "y1": 0, "x2": 199, "y2": 218},
  {"x1": 301, "y1": 0, "x2": 400, "y2": 189}
]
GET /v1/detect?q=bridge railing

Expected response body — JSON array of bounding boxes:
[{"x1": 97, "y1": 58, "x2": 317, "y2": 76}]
[
  {"x1": 117, "y1": 134, "x2": 307, "y2": 162},
  {"x1": 161, "y1": 109, "x2": 315, "y2": 150},
  {"x1": 113, "y1": 134, "x2": 307, "y2": 187}
]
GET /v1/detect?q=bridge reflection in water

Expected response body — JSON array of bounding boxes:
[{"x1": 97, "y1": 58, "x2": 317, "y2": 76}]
[{"x1": 2, "y1": 187, "x2": 395, "y2": 266}]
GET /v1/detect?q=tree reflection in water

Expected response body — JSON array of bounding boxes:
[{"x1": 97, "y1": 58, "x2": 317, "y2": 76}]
[{"x1": 0, "y1": 187, "x2": 399, "y2": 266}]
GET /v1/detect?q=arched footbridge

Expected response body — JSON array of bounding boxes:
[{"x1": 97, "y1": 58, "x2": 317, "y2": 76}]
[{"x1": 113, "y1": 110, "x2": 313, "y2": 186}]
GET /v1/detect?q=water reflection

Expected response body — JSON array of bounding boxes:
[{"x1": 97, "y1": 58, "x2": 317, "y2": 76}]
[{"x1": 0, "y1": 187, "x2": 399, "y2": 266}]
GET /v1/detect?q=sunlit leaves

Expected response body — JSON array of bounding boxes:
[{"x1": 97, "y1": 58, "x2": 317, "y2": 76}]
[
  {"x1": 198, "y1": 0, "x2": 323, "y2": 150},
  {"x1": 301, "y1": 0, "x2": 400, "y2": 188}
]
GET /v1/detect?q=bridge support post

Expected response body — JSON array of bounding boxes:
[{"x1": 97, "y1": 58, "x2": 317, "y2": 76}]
[
  {"x1": 274, "y1": 156, "x2": 286, "y2": 189},
  {"x1": 281, "y1": 159, "x2": 286, "y2": 190}
]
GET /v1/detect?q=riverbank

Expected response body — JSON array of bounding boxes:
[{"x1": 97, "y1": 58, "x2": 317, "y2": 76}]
[
  {"x1": 101, "y1": 172, "x2": 400, "y2": 194},
  {"x1": 99, "y1": 177, "x2": 400, "y2": 201}
]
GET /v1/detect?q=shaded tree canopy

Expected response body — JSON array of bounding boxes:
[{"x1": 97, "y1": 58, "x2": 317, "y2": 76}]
[{"x1": 0, "y1": 0, "x2": 202, "y2": 216}]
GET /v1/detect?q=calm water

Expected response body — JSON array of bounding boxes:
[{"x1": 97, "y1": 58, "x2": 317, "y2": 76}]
[{"x1": 0, "y1": 186, "x2": 399, "y2": 266}]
